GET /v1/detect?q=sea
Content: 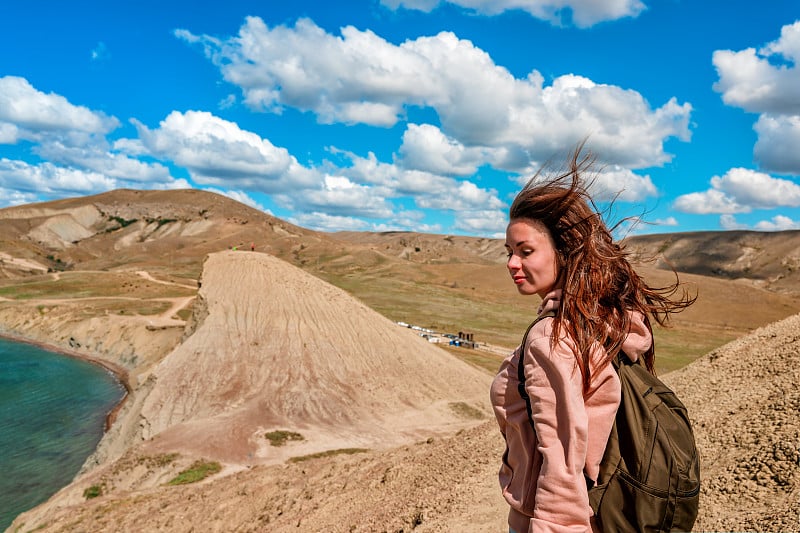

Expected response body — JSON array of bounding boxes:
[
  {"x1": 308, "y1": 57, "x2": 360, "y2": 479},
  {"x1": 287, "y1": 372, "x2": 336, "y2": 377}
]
[{"x1": 0, "y1": 337, "x2": 124, "y2": 530}]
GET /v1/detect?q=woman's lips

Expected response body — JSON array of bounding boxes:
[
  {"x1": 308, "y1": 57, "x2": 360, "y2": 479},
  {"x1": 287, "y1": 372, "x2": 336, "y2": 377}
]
[{"x1": 513, "y1": 276, "x2": 526, "y2": 285}]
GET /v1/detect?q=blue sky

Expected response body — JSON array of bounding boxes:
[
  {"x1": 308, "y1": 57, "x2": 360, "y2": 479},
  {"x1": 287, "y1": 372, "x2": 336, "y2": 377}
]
[{"x1": 1, "y1": 1, "x2": 798, "y2": 237}]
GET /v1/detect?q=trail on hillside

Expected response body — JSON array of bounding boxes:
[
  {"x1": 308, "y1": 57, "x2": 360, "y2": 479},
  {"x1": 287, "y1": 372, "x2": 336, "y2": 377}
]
[
  {"x1": 135, "y1": 251, "x2": 493, "y2": 464},
  {"x1": 7, "y1": 251, "x2": 800, "y2": 533}
]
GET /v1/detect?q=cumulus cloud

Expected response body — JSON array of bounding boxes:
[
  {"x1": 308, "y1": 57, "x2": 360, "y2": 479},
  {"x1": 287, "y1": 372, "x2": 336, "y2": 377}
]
[
  {"x1": 292, "y1": 175, "x2": 395, "y2": 218},
  {"x1": 204, "y1": 188, "x2": 266, "y2": 210},
  {"x1": 178, "y1": 17, "x2": 690, "y2": 169},
  {"x1": 713, "y1": 21, "x2": 800, "y2": 174},
  {"x1": 654, "y1": 216, "x2": 678, "y2": 227},
  {"x1": 398, "y1": 124, "x2": 487, "y2": 175},
  {"x1": 674, "y1": 168, "x2": 800, "y2": 214},
  {"x1": 315, "y1": 150, "x2": 508, "y2": 233},
  {"x1": 589, "y1": 165, "x2": 657, "y2": 202},
  {"x1": 290, "y1": 211, "x2": 372, "y2": 232},
  {"x1": 379, "y1": 0, "x2": 646, "y2": 28},
  {"x1": 0, "y1": 158, "x2": 117, "y2": 196},
  {"x1": 0, "y1": 186, "x2": 41, "y2": 208},
  {"x1": 0, "y1": 76, "x2": 118, "y2": 143},
  {"x1": 515, "y1": 162, "x2": 658, "y2": 203},
  {"x1": 719, "y1": 214, "x2": 747, "y2": 230},
  {"x1": 753, "y1": 114, "x2": 800, "y2": 174},
  {"x1": 37, "y1": 141, "x2": 172, "y2": 183},
  {"x1": 453, "y1": 208, "x2": 508, "y2": 236},
  {"x1": 713, "y1": 21, "x2": 800, "y2": 115},
  {"x1": 755, "y1": 214, "x2": 800, "y2": 231},
  {"x1": 719, "y1": 213, "x2": 800, "y2": 232},
  {"x1": 128, "y1": 110, "x2": 320, "y2": 192}
]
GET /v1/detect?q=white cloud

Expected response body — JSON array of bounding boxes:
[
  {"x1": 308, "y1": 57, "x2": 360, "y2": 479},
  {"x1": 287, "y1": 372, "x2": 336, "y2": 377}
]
[
  {"x1": 290, "y1": 211, "x2": 372, "y2": 232},
  {"x1": 590, "y1": 165, "x2": 657, "y2": 202},
  {"x1": 753, "y1": 114, "x2": 800, "y2": 174},
  {"x1": 398, "y1": 124, "x2": 486, "y2": 175},
  {"x1": 0, "y1": 158, "x2": 117, "y2": 196},
  {"x1": 654, "y1": 216, "x2": 678, "y2": 227},
  {"x1": 674, "y1": 168, "x2": 800, "y2": 214},
  {"x1": 453, "y1": 208, "x2": 508, "y2": 236},
  {"x1": 204, "y1": 188, "x2": 266, "y2": 210},
  {"x1": 515, "y1": 162, "x2": 658, "y2": 203},
  {"x1": 293, "y1": 175, "x2": 395, "y2": 218},
  {"x1": 280, "y1": 149, "x2": 508, "y2": 230},
  {"x1": 673, "y1": 189, "x2": 745, "y2": 215},
  {"x1": 754, "y1": 215, "x2": 800, "y2": 231},
  {"x1": 37, "y1": 141, "x2": 172, "y2": 183},
  {"x1": 719, "y1": 214, "x2": 747, "y2": 230},
  {"x1": 0, "y1": 76, "x2": 118, "y2": 143},
  {"x1": 178, "y1": 17, "x2": 690, "y2": 169},
  {"x1": 219, "y1": 94, "x2": 237, "y2": 109},
  {"x1": 0, "y1": 123, "x2": 19, "y2": 143},
  {"x1": 331, "y1": 150, "x2": 506, "y2": 213},
  {"x1": 380, "y1": 0, "x2": 646, "y2": 28},
  {"x1": 719, "y1": 213, "x2": 800, "y2": 232},
  {"x1": 0, "y1": 187, "x2": 40, "y2": 208},
  {"x1": 128, "y1": 110, "x2": 320, "y2": 192},
  {"x1": 712, "y1": 21, "x2": 800, "y2": 115},
  {"x1": 713, "y1": 21, "x2": 800, "y2": 175}
]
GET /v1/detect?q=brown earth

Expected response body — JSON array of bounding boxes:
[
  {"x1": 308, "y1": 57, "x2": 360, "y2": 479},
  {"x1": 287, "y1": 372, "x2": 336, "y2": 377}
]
[{"x1": 1, "y1": 189, "x2": 799, "y2": 532}]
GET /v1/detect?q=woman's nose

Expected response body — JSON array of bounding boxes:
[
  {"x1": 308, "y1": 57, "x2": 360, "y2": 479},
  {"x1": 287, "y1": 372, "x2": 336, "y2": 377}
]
[{"x1": 507, "y1": 254, "x2": 520, "y2": 269}]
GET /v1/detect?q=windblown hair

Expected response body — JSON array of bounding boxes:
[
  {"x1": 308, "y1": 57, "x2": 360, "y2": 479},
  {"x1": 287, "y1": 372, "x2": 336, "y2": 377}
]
[{"x1": 510, "y1": 144, "x2": 695, "y2": 391}]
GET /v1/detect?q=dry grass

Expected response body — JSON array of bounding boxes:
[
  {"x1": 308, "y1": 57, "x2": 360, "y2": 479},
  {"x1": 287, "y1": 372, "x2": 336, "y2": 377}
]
[
  {"x1": 288, "y1": 448, "x2": 369, "y2": 463},
  {"x1": 0, "y1": 271, "x2": 195, "y2": 300},
  {"x1": 3, "y1": 188, "x2": 800, "y2": 378}
]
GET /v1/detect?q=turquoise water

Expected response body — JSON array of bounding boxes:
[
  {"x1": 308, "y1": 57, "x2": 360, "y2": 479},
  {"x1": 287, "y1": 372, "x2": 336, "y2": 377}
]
[{"x1": 0, "y1": 338, "x2": 124, "y2": 530}]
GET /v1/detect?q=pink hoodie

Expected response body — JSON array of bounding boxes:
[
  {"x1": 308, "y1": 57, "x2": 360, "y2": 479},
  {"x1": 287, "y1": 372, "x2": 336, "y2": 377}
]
[{"x1": 490, "y1": 290, "x2": 652, "y2": 533}]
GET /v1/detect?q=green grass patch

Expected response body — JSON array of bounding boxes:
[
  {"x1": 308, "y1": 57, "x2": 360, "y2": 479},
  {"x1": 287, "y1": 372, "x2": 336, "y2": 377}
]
[
  {"x1": 167, "y1": 460, "x2": 222, "y2": 485},
  {"x1": 265, "y1": 430, "x2": 304, "y2": 447},
  {"x1": 83, "y1": 484, "x2": 103, "y2": 499},
  {"x1": 289, "y1": 448, "x2": 368, "y2": 463},
  {"x1": 448, "y1": 402, "x2": 486, "y2": 420},
  {"x1": 652, "y1": 325, "x2": 737, "y2": 375}
]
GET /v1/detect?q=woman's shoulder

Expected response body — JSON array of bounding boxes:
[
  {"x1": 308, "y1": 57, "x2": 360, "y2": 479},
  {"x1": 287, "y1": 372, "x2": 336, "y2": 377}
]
[{"x1": 524, "y1": 315, "x2": 574, "y2": 362}]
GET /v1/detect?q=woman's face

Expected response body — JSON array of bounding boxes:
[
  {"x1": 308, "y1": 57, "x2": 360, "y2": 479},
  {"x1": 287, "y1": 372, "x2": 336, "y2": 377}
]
[{"x1": 505, "y1": 218, "x2": 559, "y2": 298}]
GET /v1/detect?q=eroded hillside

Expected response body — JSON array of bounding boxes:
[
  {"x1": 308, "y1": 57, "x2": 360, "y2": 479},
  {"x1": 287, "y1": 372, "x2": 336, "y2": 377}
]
[
  {"x1": 9, "y1": 299, "x2": 800, "y2": 532},
  {"x1": 2, "y1": 189, "x2": 800, "y2": 531}
]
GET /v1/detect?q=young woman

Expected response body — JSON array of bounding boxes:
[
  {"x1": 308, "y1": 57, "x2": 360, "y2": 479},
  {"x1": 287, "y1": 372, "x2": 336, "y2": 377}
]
[{"x1": 490, "y1": 147, "x2": 694, "y2": 533}]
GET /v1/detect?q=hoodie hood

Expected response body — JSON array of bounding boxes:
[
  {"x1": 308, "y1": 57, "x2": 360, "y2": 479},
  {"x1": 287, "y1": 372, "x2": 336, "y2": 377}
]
[{"x1": 537, "y1": 289, "x2": 652, "y2": 363}]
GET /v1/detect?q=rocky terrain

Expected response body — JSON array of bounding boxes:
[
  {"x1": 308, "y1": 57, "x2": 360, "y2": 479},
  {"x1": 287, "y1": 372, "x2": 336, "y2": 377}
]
[{"x1": 1, "y1": 189, "x2": 799, "y2": 532}]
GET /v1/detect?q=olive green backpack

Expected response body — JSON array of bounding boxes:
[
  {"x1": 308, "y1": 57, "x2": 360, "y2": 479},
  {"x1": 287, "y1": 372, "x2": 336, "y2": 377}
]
[{"x1": 518, "y1": 313, "x2": 700, "y2": 532}]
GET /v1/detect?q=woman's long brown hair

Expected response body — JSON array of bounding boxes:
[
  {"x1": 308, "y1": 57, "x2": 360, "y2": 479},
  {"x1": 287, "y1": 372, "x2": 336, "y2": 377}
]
[{"x1": 510, "y1": 143, "x2": 695, "y2": 392}]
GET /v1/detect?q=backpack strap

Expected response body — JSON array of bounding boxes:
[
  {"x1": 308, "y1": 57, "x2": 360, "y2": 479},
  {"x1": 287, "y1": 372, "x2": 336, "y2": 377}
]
[
  {"x1": 517, "y1": 310, "x2": 556, "y2": 428},
  {"x1": 517, "y1": 310, "x2": 596, "y2": 491}
]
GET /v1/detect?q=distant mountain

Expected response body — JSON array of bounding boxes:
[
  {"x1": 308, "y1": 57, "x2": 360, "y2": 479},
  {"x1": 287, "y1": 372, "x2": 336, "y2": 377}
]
[{"x1": 624, "y1": 230, "x2": 800, "y2": 293}]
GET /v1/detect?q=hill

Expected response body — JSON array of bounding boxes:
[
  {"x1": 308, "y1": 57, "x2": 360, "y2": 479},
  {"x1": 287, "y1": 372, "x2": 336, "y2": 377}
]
[
  {"x1": 9, "y1": 188, "x2": 800, "y2": 365},
  {"x1": 8, "y1": 275, "x2": 800, "y2": 531},
  {"x1": 1, "y1": 188, "x2": 799, "y2": 531},
  {"x1": 624, "y1": 229, "x2": 800, "y2": 293}
]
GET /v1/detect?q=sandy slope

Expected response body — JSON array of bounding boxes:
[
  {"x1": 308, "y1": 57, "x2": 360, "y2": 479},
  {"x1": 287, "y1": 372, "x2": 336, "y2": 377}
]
[
  {"x1": 136, "y1": 251, "x2": 492, "y2": 464},
  {"x1": 8, "y1": 251, "x2": 494, "y2": 531},
  {"x1": 7, "y1": 251, "x2": 800, "y2": 532}
]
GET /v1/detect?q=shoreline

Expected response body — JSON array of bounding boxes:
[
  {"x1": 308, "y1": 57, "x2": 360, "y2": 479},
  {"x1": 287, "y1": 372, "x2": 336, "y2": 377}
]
[{"x1": 0, "y1": 331, "x2": 131, "y2": 431}]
